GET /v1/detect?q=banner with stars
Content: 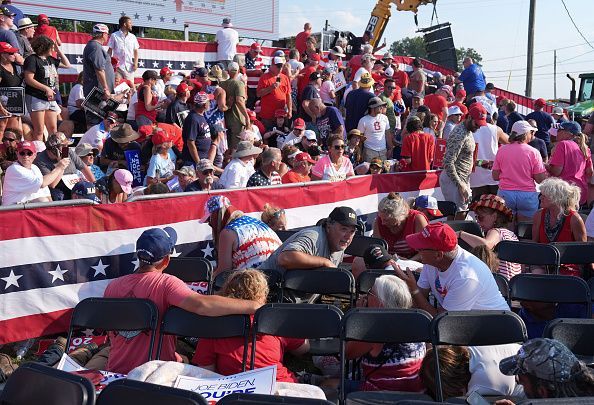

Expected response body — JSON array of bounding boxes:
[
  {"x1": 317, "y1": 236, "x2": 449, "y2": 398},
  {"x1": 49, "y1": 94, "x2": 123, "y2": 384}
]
[
  {"x1": 16, "y1": 0, "x2": 279, "y2": 40},
  {"x1": 0, "y1": 172, "x2": 441, "y2": 344}
]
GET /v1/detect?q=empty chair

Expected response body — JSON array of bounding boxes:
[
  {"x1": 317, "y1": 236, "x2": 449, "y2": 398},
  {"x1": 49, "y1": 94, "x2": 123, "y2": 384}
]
[
  {"x1": 66, "y1": 297, "x2": 159, "y2": 362},
  {"x1": 217, "y1": 393, "x2": 334, "y2": 404},
  {"x1": 275, "y1": 229, "x2": 296, "y2": 242},
  {"x1": 552, "y1": 242, "x2": 594, "y2": 279},
  {"x1": 96, "y1": 378, "x2": 207, "y2": 405},
  {"x1": 543, "y1": 318, "x2": 594, "y2": 362},
  {"x1": 281, "y1": 268, "x2": 356, "y2": 306},
  {"x1": 0, "y1": 362, "x2": 96, "y2": 405},
  {"x1": 444, "y1": 220, "x2": 483, "y2": 237},
  {"x1": 509, "y1": 274, "x2": 592, "y2": 318},
  {"x1": 165, "y1": 257, "x2": 213, "y2": 294},
  {"x1": 339, "y1": 308, "x2": 433, "y2": 405},
  {"x1": 430, "y1": 310, "x2": 528, "y2": 401},
  {"x1": 157, "y1": 307, "x2": 251, "y2": 370},
  {"x1": 437, "y1": 200, "x2": 458, "y2": 219},
  {"x1": 515, "y1": 221, "x2": 533, "y2": 240},
  {"x1": 250, "y1": 303, "x2": 343, "y2": 368},
  {"x1": 493, "y1": 273, "x2": 511, "y2": 305},
  {"x1": 497, "y1": 241, "x2": 560, "y2": 273}
]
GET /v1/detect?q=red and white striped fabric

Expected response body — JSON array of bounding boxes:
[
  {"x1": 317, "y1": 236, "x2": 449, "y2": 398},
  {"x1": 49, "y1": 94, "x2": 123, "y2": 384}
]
[{"x1": 0, "y1": 172, "x2": 441, "y2": 344}]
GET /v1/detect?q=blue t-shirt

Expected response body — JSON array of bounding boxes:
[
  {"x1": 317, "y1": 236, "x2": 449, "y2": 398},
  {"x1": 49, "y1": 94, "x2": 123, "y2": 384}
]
[
  {"x1": 345, "y1": 89, "x2": 374, "y2": 131},
  {"x1": 519, "y1": 304, "x2": 588, "y2": 339},
  {"x1": 181, "y1": 110, "x2": 211, "y2": 164},
  {"x1": 526, "y1": 110, "x2": 554, "y2": 147},
  {"x1": 506, "y1": 112, "x2": 525, "y2": 134},
  {"x1": 459, "y1": 63, "x2": 486, "y2": 94},
  {"x1": 496, "y1": 110, "x2": 509, "y2": 132},
  {"x1": 528, "y1": 137, "x2": 548, "y2": 162},
  {"x1": 316, "y1": 106, "x2": 345, "y2": 144},
  {"x1": 145, "y1": 150, "x2": 176, "y2": 184}
]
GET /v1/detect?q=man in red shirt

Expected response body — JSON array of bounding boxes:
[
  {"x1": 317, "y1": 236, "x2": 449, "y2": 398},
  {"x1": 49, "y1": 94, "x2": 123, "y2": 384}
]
[
  {"x1": 400, "y1": 116, "x2": 435, "y2": 171},
  {"x1": 392, "y1": 61, "x2": 409, "y2": 90},
  {"x1": 449, "y1": 88, "x2": 468, "y2": 119},
  {"x1": 282, "y1": 152, "x2": 315, "y2": 183},
  {"x1": 256, "y1": 56, "x2": 292, "y2": 127},
  {"x1": 424, "y1": 85, "x2": 451, "y2": 122},
  {"x1": 295, "y1": 23, "x2": 311, "y2": 56},
  {"x1": 297, "y1": 54, "x2": 320, "y2": 102}
]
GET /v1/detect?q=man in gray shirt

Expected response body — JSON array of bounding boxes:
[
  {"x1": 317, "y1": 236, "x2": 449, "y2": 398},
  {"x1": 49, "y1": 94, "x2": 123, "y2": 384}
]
[{"x1": 259, "y1": 206, "x2": 359, "y2": 272}]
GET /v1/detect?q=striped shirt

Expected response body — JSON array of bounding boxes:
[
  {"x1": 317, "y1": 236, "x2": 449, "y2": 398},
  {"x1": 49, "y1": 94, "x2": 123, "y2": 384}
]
[
  {"x1": 225, "y1": 216, "x2": 282, "y2": 270},
  {"x1": 495, "y1": 228, "x2": 521, "y2": 280}
]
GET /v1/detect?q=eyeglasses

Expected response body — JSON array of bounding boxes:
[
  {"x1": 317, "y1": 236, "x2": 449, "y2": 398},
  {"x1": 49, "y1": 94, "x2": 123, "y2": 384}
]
[
  {"x1": 3, "y1": 137, "x2": 16, "y2": 142},
  {"x1": 272, "y1": 209, "x2": 285, "y2": 219},
  {"x1": 19, "y1": 151, "x2": 33, "y2": 156},
  {"x1": 202, "y1": 169, "x2": 214, "y2": 175},
  {"x1": 333, "y1": 144, "x2": 346, "y2": 150},
  {"x1": 386, "y1": 86, "x2": 396, "y2": 90}
]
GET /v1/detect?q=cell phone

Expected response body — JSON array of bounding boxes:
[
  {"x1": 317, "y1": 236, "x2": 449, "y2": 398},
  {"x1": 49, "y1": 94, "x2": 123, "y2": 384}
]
[
  {"x1": 466, "y1": 391, "x2": 490, "y2": 405},
  {"x1": 61, "y1": 146, "x2": 69, "y2": 159},
  {"x1": 276, "y1": 77, "x2": 281, "y2": 83}
]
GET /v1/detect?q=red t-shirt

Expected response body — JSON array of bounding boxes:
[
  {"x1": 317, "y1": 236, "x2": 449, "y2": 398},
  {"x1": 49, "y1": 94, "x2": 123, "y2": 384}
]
[
  {"x1": 297, "y1": 66, "x2": 316, "y2": 102},
  {"x1": 282, "y1": 170, "x2": 310, "y2": 183},
  {"x1": 401, "y1": 131, "x2": 435, "y2": 171},
  {"x1": 449, "y1": 101, "x2": 468, "y2": 119},
  {"x1": 295, "y1": 31, "x2": 310, "y2": 55},
  {"x1": 377, "y1": 210, "x2": 427, "y2": 258},
  {"x1": 423, "y1": 93, "x2": 448, "y2": 121},
  {"x1": 392, "y1": 70, "x2": 409, "y2": 89},
  {"x1": 193, "y1": 334, "x2": 305, "y2": 382},
  {"x1": 103, "y1": 272, "x2": 193, "y2": 374},
  {"x1": 348, "y1": 55, "x2": 362, "y2": 81},
  {"x1": 257, "y1": 72, "x2": 291, "y2": 120}
]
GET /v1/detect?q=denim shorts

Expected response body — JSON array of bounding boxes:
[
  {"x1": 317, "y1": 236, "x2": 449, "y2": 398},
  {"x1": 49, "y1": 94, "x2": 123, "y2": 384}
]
[
  {"x1": 498, "y1": 189, "x2": 539, "y2": 218},
  {"x1": 25, "y1": 94, "x2": 61, "y2": 113}
]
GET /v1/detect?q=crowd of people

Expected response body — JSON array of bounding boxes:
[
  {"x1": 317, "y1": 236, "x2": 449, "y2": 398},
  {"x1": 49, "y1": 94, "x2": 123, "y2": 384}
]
[{"x1": 2, "y1": 6, "x2": 594, "y2": 404}]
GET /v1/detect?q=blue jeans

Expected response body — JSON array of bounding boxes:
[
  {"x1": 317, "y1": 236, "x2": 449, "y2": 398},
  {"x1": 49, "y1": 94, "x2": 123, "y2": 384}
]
[{"x1": 498, "y1": 189, "x2": 539, "y2": 219}]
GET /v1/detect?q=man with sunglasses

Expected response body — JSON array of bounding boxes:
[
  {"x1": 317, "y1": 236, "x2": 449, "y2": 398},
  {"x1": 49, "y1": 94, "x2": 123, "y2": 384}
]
[
  {"x1": 295, "y1": 129, "x2": 318, "y2": 152},
  {"x1": 0, "y1": 7, "x2": 23, "y2": 66},
  {"x1": 75, "y1": 142, "x2": 104, "y2": 181},
  {"x1": 2, "y1": 141, "x2": 67, "y2": 205},
  {"x1": 0, "y1": 129, "x2": 18, "y2": 170},
  {"x1": 184, "y1": 159, "x2": 223, "y2": 192}
]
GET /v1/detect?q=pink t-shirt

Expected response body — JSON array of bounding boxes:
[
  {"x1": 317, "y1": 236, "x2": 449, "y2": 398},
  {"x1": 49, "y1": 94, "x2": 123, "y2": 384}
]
[
  {"x1": 493, "y1": 143, "x2": 546, "y2": 192},
  {"x1": 549, "y1": 140, "x2": 592, "y2": 205},
  {"x1": 103, "y1": 272, "x2": 194, "y2": 374},
  {"x1": 311, "y1": 155, "x2": 354, "y2": 181}
]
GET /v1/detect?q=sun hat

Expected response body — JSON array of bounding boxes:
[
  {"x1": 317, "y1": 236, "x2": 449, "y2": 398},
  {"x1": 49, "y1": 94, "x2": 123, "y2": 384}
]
[
  {"x1": 114, "y1": 169, "x2": 133, "y2": 194},
  {"x1": 470, "y1": 194, "x2": 513, "y2": 221},
  {"x1": 232, "y1": 141, "x2": 262, "y2": 158}
]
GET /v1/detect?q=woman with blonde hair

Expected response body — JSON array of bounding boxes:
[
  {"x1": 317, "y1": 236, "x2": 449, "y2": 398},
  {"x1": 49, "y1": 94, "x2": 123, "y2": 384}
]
[
  {"x1": 373, "y1": 192, "x2": 428, "y2": 259},
  {"x1": 193, "y1": 269, "x2": 309, "y2": 381},
  {"x1": 546, "y1": 121, "x2": 593, "y2": 207},
  {"x1": 261, "y1": 203, "x2": 287, "y2": 231},
  {"x1": 532, "y1": 177, "x2": 586, "y2": 276},
  {"x1": 202, "y1": 195, "x2": 282, "y2": 276}
]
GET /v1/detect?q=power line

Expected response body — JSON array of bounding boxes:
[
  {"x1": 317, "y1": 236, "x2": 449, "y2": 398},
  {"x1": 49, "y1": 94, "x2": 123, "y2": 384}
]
[
  {"x1": 560, "y1": 0, "x2": 594, "y2": 50},
  {"x1": 481, "y1": 39, "x2": 594, "y2": 62},
  {"x1": 483, "y1": 49, "x2": 594, "y2": 73}
]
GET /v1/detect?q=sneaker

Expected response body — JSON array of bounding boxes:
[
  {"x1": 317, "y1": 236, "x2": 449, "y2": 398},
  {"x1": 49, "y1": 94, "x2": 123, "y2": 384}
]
[
  {"x1": 48, "y1": 336, "x2": 67, "y2": 353},
  {"x1": 68, "y1": 342, "x2": 99, "y2": 366},
  {"x1": 0, "y1": 353, "x2": 16, "y2": 382}
]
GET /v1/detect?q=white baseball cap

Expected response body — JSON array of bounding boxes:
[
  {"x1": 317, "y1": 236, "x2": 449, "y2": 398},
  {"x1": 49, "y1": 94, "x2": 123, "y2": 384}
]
[
  {"x1": 511, "y1": 120, "x2": 537, "y2": 135},
  {"x1": 272, "y1": 56, "x2": 285, "y2": 65}
]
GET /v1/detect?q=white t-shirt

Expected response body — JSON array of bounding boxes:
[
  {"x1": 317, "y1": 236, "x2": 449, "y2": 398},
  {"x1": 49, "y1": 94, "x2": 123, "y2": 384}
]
[
  {"x1": 215, "y1": 28, "x2": 239, "y2": 61},
  {"x1": 468, "y1": 344, "x2": 524, "y2": 397},
  {"x1": 417, "y1": 247, "x2": 509, "y2": 311},
  {"x1": 353, "y1": 67, "x2": 369, "y2": 83},
  {"x1": 80, "y1": 123, "x2": 109, "y2": 149},
  {"x1": 470, "y1": 123, "x2": 499, "y2": 188},
  {"x1": 219, "y1": 158, "x2": 255, "y2": 189},
  {"x1": 127, "y1": 92, "x2": 138, "y2": 121},
  {"x1": 277, "y1": 131, "x2": 300, "y2": 150},
  {"x1": 2, "y1": 163, "x2": 51, "y2": 205},
  {"x1": 320, "y1": 80, "x2": 336, "y2": 105},
  {"x1": 585, "y1": 210, "x2": 594, "y2": 238},
  {"x1": 107, "y1": 30, "x2": 140, "y2": 72},
  {"x1": 67, "y1": 83, "x2": 84, "y2": 115},
  {"x1": 358, "y1": 114, "x2": 390, "y2": 151}
]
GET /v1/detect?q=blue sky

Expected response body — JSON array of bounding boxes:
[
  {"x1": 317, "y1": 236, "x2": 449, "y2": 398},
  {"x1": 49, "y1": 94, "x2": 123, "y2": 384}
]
[{"x1": 278, "y1": 0, "x2": 594, "y2": 101}]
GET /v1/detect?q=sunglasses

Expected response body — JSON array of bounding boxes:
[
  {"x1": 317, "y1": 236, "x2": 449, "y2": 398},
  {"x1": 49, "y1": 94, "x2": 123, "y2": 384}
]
[
  {"x1": 202, "y1": 169, "x2": 214, "y2": 175},
  {"x1": 272, "y1": 209, "x2": 285, "y2": 219},
  {"x1": 3, "y1": 137, "x2": 16, "y2": 142},
  {"x1": 333, "y1": 144, "x2": 346, "y2": 150},
  {"x1": 19, "y1": 150, "x2": 33, "y2": 156}
]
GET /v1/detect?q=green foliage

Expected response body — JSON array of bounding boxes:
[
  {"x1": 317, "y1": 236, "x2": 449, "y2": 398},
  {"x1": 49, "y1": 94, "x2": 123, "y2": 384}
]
[
  {"x1": 389, "y1": 36, "x2": 483, "y2": 70},
  {"x1": 456, "y1": 47, "x2": 483, "y2": 67}
]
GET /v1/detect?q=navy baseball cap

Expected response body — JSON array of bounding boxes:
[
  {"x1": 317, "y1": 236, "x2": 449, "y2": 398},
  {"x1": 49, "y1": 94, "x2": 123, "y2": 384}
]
[
  {"x1": 72, "y1": 181, "x2": 100, "y2": 203},
  {"x1": 136, "y1": 227, "x2": 178, "y2": 264},
  {"x1": 558, "y1": 120, "x2": 581, "y2": 135}
]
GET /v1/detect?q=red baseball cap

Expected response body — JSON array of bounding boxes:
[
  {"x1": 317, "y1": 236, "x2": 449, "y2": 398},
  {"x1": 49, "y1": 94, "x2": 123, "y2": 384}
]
[
  {"x1": 250, "y1": 43, "x2": 261, "y2": 52},
  {"x1": 0, "y1": 42, "x2": 18, "y2": 54},
  {"x1": 534, "y1": 98, "x2": 546, "y2": 108},
  {"x1": 309, "y1": 53, "x2": 321, "y2": 62},
  {"x1": 456, "y1": 89, "x2": 466, "y2": 98},
  {"x1": 469, "y1": 103, "x2": 488, "y2": 127},
  {"x1": 176, "y1": 82, "x2": 193, "y2": 94},
  {"x1": 37, "y1": 14, "x2": 49, "y2": 23},
  {"x1": 138, "y1": 125, "x2": 155, "y2": 138},
  {"x1": 160, "y1": 67, "x2": 173, "y2": 77},
  {"x1": 274, "y1": 109, "x2": 287, "y2": 118},
  {"x1": 406, "y1": 222, "x2": 458, "y2": 252},
  {"x1": 17, "y1": 141, "x2": 36, "y2": 154},
  {"x1": 247, "y1": 109, "x2": 257, "y2": 121},
  {"x1": 292, "y1": 118, "x2": 305, "y2": 130},
  {"x1": 295, "y1": 152, "x2": 315, "y2": 164},
  {"x1": 152, "y1": 128, "x2": 172, "y2": 146}
]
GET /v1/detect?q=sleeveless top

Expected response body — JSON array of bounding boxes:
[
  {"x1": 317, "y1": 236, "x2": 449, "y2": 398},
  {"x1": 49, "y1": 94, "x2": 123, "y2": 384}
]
[
  {"x1": 225, "y1": 215, "x2": 282, "y2": 271},
  {"x1": 360, "y1": 342, "x2": 425, "y2": 392},
  {"x1": 204, "y1": 85, "x2": 225, "y2": 129},
  {"x1": 136, "y1": 85, "x2": 158, "y2": 122},
  {"x1": 494, "y1": 228, "x2": 521, "y2": 280},
  {"x1": 377, "y1": 209, "x2": 427, "y2": 259},
  {"x1": 537, "y1": 209, "x2": 580, "y2": 277},
  {"x1": 0, "y1": 63, "x2": 21, "y2": 87}
]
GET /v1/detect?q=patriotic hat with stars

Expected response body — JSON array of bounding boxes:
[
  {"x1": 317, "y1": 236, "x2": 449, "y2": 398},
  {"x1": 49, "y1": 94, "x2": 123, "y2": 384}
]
[
  {"x1": 136, "y1": 227, "x2": 177, "y2": 265},
  {"x1": 201, "y1": 195, "x2": 231, "y2": 222}
]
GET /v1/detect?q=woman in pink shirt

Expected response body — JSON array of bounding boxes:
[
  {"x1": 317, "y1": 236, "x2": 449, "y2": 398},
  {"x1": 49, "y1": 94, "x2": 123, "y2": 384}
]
[
  {"x1": 311, "y1": 134, "x2": 354, "y2": 181},
  {"x1": 546, "y1": 121, "x2": 593, "y2": 207},
  {"x1": 492, "y1": 121, "x2": 548, "y2": 221}
]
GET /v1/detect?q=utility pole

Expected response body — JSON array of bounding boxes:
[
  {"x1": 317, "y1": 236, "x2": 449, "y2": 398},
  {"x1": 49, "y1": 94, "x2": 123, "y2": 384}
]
[
  {"x1": 553, "y1": 49, "x2": 557, "y2": 100},
  {"x1": 525, "y1": 0, "x2": 536, "y2": 97}
]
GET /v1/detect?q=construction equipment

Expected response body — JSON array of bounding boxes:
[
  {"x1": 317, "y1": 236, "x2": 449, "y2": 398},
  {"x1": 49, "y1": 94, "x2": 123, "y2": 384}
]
[
  {"x1": 365, "y1": 0, "x2": 434, "y2": 49},
  {"x1": 565, "y1": 73, "x2": 594, "y2": 122}
]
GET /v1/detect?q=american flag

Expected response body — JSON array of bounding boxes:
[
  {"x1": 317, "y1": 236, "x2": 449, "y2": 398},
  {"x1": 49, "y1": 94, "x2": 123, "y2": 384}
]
[{"x1": 0, "y1": 172, "x2": 441, "y2": 344}]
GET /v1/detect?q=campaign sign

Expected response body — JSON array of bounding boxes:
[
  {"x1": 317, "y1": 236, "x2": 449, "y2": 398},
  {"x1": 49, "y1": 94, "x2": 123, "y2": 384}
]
[
  {"x1": 82, "y1": 87, "x2": 120, "y2": 119},
  {"x1": 124, "y1": 149, "x2": 143, "y2": 187},
  {"x1": 433, "y1": 139, "x2": 447, "y2": 169},
  {"x1": 333, "y1": 71, "x2": 347, "y2": 91},
  {"x1": 57, "y1": 354, "x2": 126, "y2": 394},
  {"x1": 0, "y1": 87, "x2": 24, "y2": 116},
  {"x1": 174, "y1": 365, "x2": 276, "y2": 404}
]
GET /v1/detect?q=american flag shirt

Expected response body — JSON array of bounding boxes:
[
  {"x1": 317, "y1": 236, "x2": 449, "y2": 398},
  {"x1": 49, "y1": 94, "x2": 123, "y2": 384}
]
[{"x1": 225, "y1": 215, "x2": 282, "y2": 270}]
